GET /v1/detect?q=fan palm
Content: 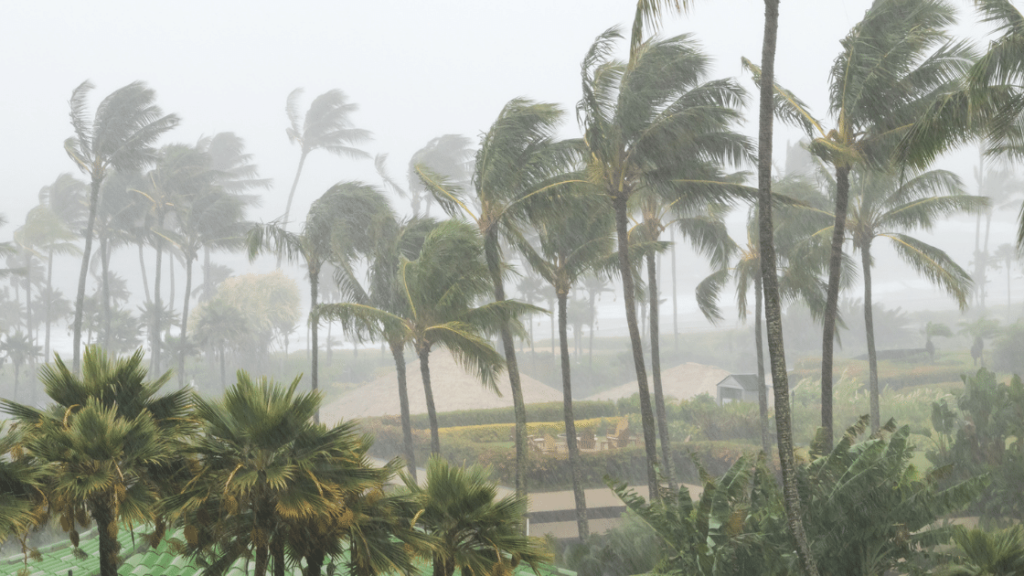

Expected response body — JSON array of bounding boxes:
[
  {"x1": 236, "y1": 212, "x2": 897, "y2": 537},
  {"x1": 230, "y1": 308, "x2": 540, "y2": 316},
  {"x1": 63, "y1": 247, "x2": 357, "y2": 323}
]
[
  {"x1": 404, "y1": 456, "x2": 549, "y2": 576},
  {"x1": 1, "y1": 346, "x2": 192, "y2": 576},
  {"x1": 64, "y1": 81, "x2": 179, "y2": 373},
  {"x1": 520, "y1": 192, "x2": 616, "y2": 540},
  {"x1": 408, "y1": 98, "x2": 572, "y2": 497},
  {"x1": 816, "y1": 168, "x2": 982, "y2": 430},
  {"x1": 745, "y1": 0, "x2": 975, "y2": 445},
  {"x1": 938, "y1": 525, "x2": 1024, "y2": 576},
  {"x1": 248, "y1": 182, "x2": 389, "y2": 422},
  {"x1": 576, "y1": 4, "x2": 750, "y2": 495},
  {"x1": 0, "y1": 423, "x2": 47, "y2": 561},
  {"x1": 281, "y1": 89, "x2": 370, "y2": 238},
  {"x1": 166, "y1": 372, "x2": 388, "y2": 576},
  {"x1": 320, "y1": 219, "x2": 536, "y2": 455}
]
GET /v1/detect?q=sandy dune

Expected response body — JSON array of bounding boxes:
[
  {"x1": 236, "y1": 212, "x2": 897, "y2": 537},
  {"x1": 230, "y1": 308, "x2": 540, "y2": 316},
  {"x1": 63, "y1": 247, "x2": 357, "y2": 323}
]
[
  {"x1": 322, "y1": 349, "x2": 563, "y2": 423},
  {"x1": 586, "y1": 361, "x2": 731, "y2": 402}
]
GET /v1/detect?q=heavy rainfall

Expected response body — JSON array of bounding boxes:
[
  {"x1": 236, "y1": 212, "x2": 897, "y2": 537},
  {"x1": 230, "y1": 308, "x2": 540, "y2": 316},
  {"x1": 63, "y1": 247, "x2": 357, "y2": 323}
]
[{"x1": 2, "y1": 1, "x2": 1024, "y2": 575}]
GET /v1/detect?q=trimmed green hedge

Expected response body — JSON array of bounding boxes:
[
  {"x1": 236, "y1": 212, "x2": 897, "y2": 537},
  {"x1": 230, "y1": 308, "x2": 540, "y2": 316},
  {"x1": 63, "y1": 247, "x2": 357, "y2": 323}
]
[
  {"x1": 397, "y1": 401, "x2": 620, "y2": 430},
  {"x1": 363, "y1": 420, "x2": 755, "y2": 491}
]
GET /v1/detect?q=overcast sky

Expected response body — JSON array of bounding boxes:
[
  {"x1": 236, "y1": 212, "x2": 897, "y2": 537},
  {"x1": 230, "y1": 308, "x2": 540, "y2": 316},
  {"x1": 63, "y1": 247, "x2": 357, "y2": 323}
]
[{"x1": 0, "y1": 1, "x2": 1016, "y2": 345}]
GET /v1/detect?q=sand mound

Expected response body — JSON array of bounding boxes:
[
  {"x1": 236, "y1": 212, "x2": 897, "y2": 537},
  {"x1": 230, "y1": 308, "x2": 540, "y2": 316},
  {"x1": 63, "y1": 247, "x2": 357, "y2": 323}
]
[
  {"x1": 322, "y1": 349, "x2": 564, "y2": 423},
  {"x1": 586, "y1": 362, "x2": 731, "y2": 402}
]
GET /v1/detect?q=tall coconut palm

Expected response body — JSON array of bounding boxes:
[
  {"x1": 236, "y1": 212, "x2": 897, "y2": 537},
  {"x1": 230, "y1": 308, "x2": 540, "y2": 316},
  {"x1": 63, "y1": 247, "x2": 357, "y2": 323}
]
[
  {"x1": 331, "y1": 208, "x2": 438, "y2": 480},
  {"x1": 404, "y1": 456, "x2": 549, "y2": 576},
  {"x1": 281, "y1": 89, "x2": 370, "y2": 237},
  {"x1": 1, "y1": 330, "x2": 40, "y2": 398},
  {"x1": 320, "y1": 219, "x2": 536, "y2": 455},
  {"x1": 1, "y1": 346, "x2": 192, "y2": 576},
  {"x1": 248, "y1": 181, "x2": 391, "y2": 423},
  {"x1": 376, "y1": 134, "x2": 473, "y2": 218},
  {"x1": 520, "y1": 192, "x2": 615, "y2": 540},
  {"x1": 633, "y1": 190, "x2": 734, "y2": 488},
  {"x1": 970, "y1": 154, "x2": 1023, "y2": 308},
  {"x1": 415, "y1": 98, "x2": 576, "y2": 499},
  {"x1": 826, "y1": 168, "x2": 982, "y2": 430},
  {"x1": 697, "y1": 176, "x2": 835, "y2": 460},
  {"x1": 38, "y1": 174, "x2": 87, "y2": 360},
  {"x1": 994, "y1": 243, "x2": 1018, "y2": 308},
  {"x1": 745, "y1": 0, "x2": 975, "y2": 446},
  {"x1": 752, "y1": 0, "x2": 819, "y2": 572},
  {"x1": 64, "y1": 81, "x2": 179, "y2": 373},
  {"x1": 576, "y1": 5, "x2": 750, "y2": 495}
]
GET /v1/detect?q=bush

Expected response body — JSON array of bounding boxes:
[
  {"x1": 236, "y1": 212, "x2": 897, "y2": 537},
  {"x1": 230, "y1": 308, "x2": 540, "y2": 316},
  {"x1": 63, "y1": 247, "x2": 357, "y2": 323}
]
[
  {"x1": 992, "y1": 322, "x2": 1024, "y2": 376},
  {"x1": 402, "y1": 401, "x2": 620, "y2": 429},
  {"x1": 438, "y1": 417, "x2": 623, "y2": 444}
]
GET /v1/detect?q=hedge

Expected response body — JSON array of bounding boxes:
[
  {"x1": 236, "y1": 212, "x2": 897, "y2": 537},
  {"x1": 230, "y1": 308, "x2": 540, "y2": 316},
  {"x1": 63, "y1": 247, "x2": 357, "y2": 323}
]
[
  {"x1": 438, "y1": 417, "x2": 623, "y2": 443},
  {"x1": 362, "y1": 420, "x2": 756, "y2": 491},
  {"x1": 401, "y1": 401, "x2": 621, "y2": 429}
]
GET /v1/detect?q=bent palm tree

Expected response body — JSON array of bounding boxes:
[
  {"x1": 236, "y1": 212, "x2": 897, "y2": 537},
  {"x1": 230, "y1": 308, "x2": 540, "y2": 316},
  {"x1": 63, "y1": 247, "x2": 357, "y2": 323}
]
[
  {"x1": 415, "y1": 98, "x2": 574, "y2": 499},
  {"x1": 320, "y1": 219, "x2": 537, "y2": 455},
  {"x1": 37, "y1": 173, "x2": 87, "y2": 360},
  {"x1": 64, "y1": 81, "x2": 179, "y2": 373},
  {"x1": 281, "y1": 89, "x2": 370, "y2": 238},
  {"x1": 577, "y1": 5, "x2": 750, "y2": 495},
  {"x1": 248, "y1": 181, "x2": 391, "y2": 423},
  {"x1": 521, "y1": 192, "x2": 615, "y2": 540}
]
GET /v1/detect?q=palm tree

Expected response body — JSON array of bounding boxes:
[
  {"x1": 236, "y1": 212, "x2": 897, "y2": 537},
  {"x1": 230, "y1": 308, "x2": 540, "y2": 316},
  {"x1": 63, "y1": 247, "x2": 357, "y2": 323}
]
[
  {"x1": 0, "y1": 423, "x2": 47, "y2": 562},
  {"x1": 249, "y1": 181, "x2": 391, "y2": 423},
  {"x1": 923, "y1": 321, "x2": 954, "y2": 362},
  {"x1": 404, "y1": 456, "x2": 549, "y2": 576},
  {"x1": 834, "y1": 168, "x2": 981, "y2": 430},
  {"x1": 751, "y1": 0, "x2": 819, "y2": 572},
  {"x1": 697, "y1": 176, "x2": 833, "y2": 460},
  {"x1": 520, "y1": 192, "x2": 615, "y2": 540},
  {"x1": 281, "y1": 89, "x2": 370, "y2": 237},
  {"x1": 971, "y1": 154, "x2": 1023, "y2": 308},
  {"x1": 376, "y1": 134, "x2": 473, "y2": 218},
  {"x1": 1, "y1": 346, "x2": 191, "y2": 576},
  {"x1": 746, "y1": 0, "x2": 974, "y2": 446},
  {"x1": 190, "y1": 296, "x2": 248, "y2": 390},
  {"x1": 64, "y1": 81, "x2": 179, "y2": 373},
  {"x1": 38, "y1": 174, "x2": 87, "y2": 360},
  {"x1": 994, "y1": 243, "x2": 1018, "y2": 308},
  {"x1": 330, "y1": 202, "x2": 438, "y2": 480},
  {"x1": 167, "y1": 371, "x2": 387, "y2": 576},
  {"x1": 1, "y1": 330, "x2": 40, "y2": 398},
  {"x1": 320, "y1": 219, "x2": 535, "y2": 455},
  {"x1": 939, "y1": 525, "x2": 1024, "y2": 576},
  {"x1": 415, "y1": 98, "x2": 574, "y2": 499},
  {"x1": 634, "y1": 190, "x2": 734, "y2": 488},
  {"x1": 576, "y1": 4, "x2": 750, "y2": 495},
  {"x1": 959, "y1": 315, "x2": 1001, "y2": 367}
]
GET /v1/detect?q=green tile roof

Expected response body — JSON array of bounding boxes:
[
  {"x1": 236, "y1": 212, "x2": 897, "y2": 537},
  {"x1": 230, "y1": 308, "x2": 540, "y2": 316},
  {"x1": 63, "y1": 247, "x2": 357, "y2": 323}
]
[{"x1": 0, "y1": 527, "x2": 574, "y2": 576}]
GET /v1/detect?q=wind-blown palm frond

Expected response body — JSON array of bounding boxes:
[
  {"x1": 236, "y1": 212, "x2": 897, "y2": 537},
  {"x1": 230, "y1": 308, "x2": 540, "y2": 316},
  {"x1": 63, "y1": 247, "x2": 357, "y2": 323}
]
[{"x1": 883, "y1": 232, "x2": 973, "y2": 309}]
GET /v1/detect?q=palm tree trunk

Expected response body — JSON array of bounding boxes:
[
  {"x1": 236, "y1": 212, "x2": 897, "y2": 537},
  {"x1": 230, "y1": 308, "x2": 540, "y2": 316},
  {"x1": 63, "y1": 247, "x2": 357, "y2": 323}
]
[
  {"x1": 153, "y1": 237, "x2": 164, "y2": 373},
  {"x1": 753, "y1": 272, "x2": 772, "y2": 460},
  {"x1": 1007, "y1": 254, "x2": 1012, "y2": 309},
  {"x1": 279, "y1": 150, "x2": 308, "y2": 267},
  {"x1": 138, "y1": 242, "x2": 151, "y2": 304},
  {"x1": 44, "y1": 249, "x2": 53, "y2": 362},
  {"x1": 671, "y1": 228, "x2": 678, "y2": 352},
  {"x1": 72, "y1": 174, "x2": 101, "y2": 374},
  {"x1": 220, "y1": 342, "x2": 227, "y2": 391},
  {"x1": 305, "y1": 551, "x2": 325, "y2": 576},
  {"x1": 612, "y1": 194, "x2": 659, "y2": 498},
  {"x1": 588, "y1": 291, "x2": 596, "y2": 374},
  {"x1": 982, "y1": 207, "x2": 994, "y2": 309},
  {"x1": 755, "y1": 2, "x2": 819, "y2": 575},
  {"x1": 646, "y1": 250, "x2": 674, "y2": 488},
  {"x1": 820, "y1": 165, "x2": 851, "y2": 452},
  {"x1": 255, "y1": 543, "x2": 269, "y2": 576},
  {"x1": 310, "y1": 266, "x2": 320, "y2": 424},
  {"x1": 92, "y1": 499, "x2": 119, "y2": 576},
  {"x1": 485, "y1": 237, "x2": 529, "y2": 500},
  {"x1": 100, "y1": 235, "x2": 111, "y2": 350},
  {"x1": 178, "y1": 255, "x2": 194, "y2": 388},
  {"x1": 861, "y1": 243, "x2": 881, "y2": 432},
  {"x1": 24, "y1": 252, "x2": 34, "y2": 374},
  {"x1": 558, "y1": 290, "x2": 589, "y2": 540},
  {"x1": 272, "y1": 537, "x2": 285, "y2": 576},
  {"x1": 390, "y1": 339, "x2": 417, "y2": 481},
  {"x1": 419, "y1": 347, "x2": 441, "y2": 454}
]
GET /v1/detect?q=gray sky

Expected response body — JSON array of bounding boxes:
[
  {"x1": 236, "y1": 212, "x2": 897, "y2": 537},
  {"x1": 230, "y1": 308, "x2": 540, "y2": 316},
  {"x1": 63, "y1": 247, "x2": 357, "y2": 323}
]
[{"x1": 1, "y1": 0, "x2": 1016, "y2": 347}]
